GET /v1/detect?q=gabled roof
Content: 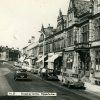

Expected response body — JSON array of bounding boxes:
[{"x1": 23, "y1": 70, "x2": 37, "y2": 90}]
[
  {"x1": 57, "y1": 9, "x2": 67, "y2": 21},
  {"x1": 68, "y1": 0, "x2": 91, "y2": 17},
  {"x1": 40, "y1": 24, "x2": 54, "y2": 39}
]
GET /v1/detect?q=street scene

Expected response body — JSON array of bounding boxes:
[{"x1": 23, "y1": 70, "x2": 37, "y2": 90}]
[
  {"x1": 0, "y1": 62, "x2": 100, "y2": 100},
  {"x1": 0, "y1": 0, "x2": 100, "y2": 100}
]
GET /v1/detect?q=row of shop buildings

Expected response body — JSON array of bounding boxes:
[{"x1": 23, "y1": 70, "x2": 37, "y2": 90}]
[{"x1": 22, "y1": 0, "x2": 100, "y2": 85}]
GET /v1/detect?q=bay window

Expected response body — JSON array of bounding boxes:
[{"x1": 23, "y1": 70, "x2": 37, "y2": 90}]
[{"x1": 81, "y1": 24, "x2": 89, "y2": 43}]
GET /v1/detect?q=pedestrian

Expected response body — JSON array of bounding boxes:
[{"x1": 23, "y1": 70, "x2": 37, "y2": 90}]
[{"x1": 41, "y1": 68, "x2": 46, "y2": 79}]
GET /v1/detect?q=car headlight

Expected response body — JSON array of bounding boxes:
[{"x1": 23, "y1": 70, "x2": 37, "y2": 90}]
[{"x1": 70, "y1": 80, "x2": 74, "y2": 84}]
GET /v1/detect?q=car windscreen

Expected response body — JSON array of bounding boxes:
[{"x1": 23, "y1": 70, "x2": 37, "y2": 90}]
[
  {"x1": 70, "y1": 74, "x2": 78, "y2": 78},
  {"x1": 18, "y1": 69, "x2": 27, "y2": 72}
]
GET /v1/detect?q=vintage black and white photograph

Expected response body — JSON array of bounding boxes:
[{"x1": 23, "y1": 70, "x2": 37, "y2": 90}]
[{"x1": 0, "y1": 0, "x2": 100, "y2": 100}]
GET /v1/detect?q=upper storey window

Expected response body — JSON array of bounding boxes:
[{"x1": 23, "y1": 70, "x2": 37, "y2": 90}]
[
  {"x1": 68, "y1": 13, "x2": 72, "y2": 22},
  {"x1": 95, "y1": 18, "x2": 100, "y2": 40},
  {"x1": 81, "y1": 24, "x2": 89, "y2": 43},
  {"x1": 68, "y1": 13, "x2": 73, "y2": 27},
  {"x1": 67, "y1": 29, "x2": 73, "y2": 46}
]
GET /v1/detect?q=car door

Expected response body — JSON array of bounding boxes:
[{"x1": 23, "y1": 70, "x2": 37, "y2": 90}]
[{"x1": 65, "y1": 73, "x2": 70, "y2": 84}]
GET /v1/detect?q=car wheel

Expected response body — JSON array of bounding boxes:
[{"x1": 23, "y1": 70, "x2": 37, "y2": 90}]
[
  {"x1": 61, "y1": 79, "x2": 65, "y2": 86},
  {"x1": 14, "y1": 76, "x2": 17, "y2": 81},
  {"x1": 67, "y1": 82, "x2": 71, "y2": 88}
]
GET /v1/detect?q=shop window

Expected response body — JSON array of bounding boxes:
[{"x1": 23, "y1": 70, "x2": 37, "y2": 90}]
[
  {"x1": 68, "y1": 13, "x2": 73, "y2": 27},
  {"x1": 95, "y1": 50, "x2": 100, "y2": 71}
]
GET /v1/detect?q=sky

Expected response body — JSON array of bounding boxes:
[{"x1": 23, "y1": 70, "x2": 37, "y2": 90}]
[{"x1": 0, "y1": 0, "x2": 69, "y2": 50}]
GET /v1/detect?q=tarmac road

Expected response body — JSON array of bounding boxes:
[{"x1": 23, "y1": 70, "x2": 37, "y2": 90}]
[{"x1": 0, "y1": 62, "x2": 100, "y2": 100}]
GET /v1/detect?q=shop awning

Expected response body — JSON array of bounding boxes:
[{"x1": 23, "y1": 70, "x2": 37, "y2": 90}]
[
  {"x1": 24, "y1": 59, "x2": 30, "y2": 62},
  {"x1": 19, "y1": 56, "x2": 26, "y2": 62},
  {"x1": 28, "y1": 56, "x2": 37, "y2": 59},
  {"x1": 36, "y1": 56, "x2": 46, "y2": 63},
  {"x1": 45, "y1": 54, "x2": 59, "y2": 62}
]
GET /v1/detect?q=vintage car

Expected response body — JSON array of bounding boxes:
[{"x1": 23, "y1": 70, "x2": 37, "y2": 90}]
[
  {"x1": 44, "y1": 69, "x2": 59, "y2": 80},
  {"x1": 46, "y1": 73, "x2": 59, "y2": 80},
  {"x1": 14, "y1": 61, "x2": 19, "y2": 67},
  {"x1": 14, "y1": 68, "x2": 28, "y2": 81},
  {"x1": 22, "y1": 59, "x2": 33, "y2": 72},
  {"x1": 61, "y1": 72, "x2": 84, "y2": 88},
  {"x1": 14, "y1": 61, "x2": 22, "y2": 69},
  {"x1": 31, "y1": 67, "x2": 39, "y2": 74}
]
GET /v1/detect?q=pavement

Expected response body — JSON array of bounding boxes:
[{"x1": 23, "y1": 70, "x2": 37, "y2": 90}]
[
  {"x1": 85, "y1": 82, "x2": 100, "y2": 96},
  {"x1": 57, "y1": 75, "x2": 100, "y2": 97},
  {"x1": 0, "y1": 66, "x2": 13, "y2": 96}
]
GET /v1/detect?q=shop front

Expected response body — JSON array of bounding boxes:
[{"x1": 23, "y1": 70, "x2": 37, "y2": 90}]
[
  {"x1": 90, "y1": 48, "x2": 100, "y2": 85},
  {"x1": 45, "y1": 52, "x2": 62, "y2": 75},
  {"x1": 63, "y1": 51, "x2": 77, "y2": 74},
  {"x1": 36, "y1": 55, "x2": 48, "y2": 68},
  {"x1": 74, "y1": 43, "x2": 91, "y2": 78}
]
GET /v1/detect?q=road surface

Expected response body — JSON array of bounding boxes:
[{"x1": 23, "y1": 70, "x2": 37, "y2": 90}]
[{"x1": 0, "y1": 62, "x2": 100, "y2": 100}]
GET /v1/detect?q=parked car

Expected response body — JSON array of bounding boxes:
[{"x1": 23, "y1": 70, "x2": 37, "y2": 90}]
[
  {"x1": 44, "y1": 69, "x2": 59, "y2": 80},
  {"x1": 22, "y1": 59, "x2": 33, "y2": 72},
  {"x1": 45, "y1": 73, "x2": 59, "y2": 80},
  {"x1": 14, "y1": 68, "x2": 28, "y2": 81},
  {"x1": 31, "y1": 67, "x2": 39, "y2": 74},
  {"x1": 61, "y1": 72, "x2": 84, "y2": 88},
  {"x1": 14, "y1": 61, "x2": 19, "y2": 66},
  {"x1": 14, "y1": 61, "x2": 21, "y2": 68}
]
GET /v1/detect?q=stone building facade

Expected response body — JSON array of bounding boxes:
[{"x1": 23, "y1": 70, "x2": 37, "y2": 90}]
[
  {"x1": 38, "y1": 9, "x2": 67, "y2": 75},
  {"x1": 89, "y1": 0, "x2": 100, "y2": 84},
  {"x1": 63, "y1": 0, "x2": 100, "y2": 84},
  {"x1": 37, "y1": 0, "x2": 100, "y2": 84},
  {"x1": 63, "y1": 0, "x2": 91, "y2": 77}
]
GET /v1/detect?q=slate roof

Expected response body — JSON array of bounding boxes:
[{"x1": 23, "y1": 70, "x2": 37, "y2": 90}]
[{"x1": 73, "y1": 0, "x2": 91, "y2": 17}]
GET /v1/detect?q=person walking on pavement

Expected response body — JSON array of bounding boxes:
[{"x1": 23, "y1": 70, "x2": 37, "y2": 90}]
[{"x1": 41, "y1": 68, "x2": 46, "y2": 79}]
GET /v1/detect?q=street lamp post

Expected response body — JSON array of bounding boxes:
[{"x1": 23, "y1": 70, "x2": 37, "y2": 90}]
[{"x1": 39, "y1": 31, "x2": 45, "y2": 68}]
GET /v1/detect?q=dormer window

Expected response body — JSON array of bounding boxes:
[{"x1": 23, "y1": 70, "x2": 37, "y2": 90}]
[
  {"x1": 68, "y1": 13, "x2": 73, "y2": 27},
  {"x1": 97, "y1": 0, "x2": 100, "y2": 5},
  {"x1": 68, "y1": 13, "x2": 72, "y2": 22},
  {"x1": 97, "y1": 0, "x2": 100, "y2": 12}
]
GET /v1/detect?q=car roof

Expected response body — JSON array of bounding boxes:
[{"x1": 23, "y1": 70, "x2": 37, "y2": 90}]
[{"x1": 17, "y1": 68, "x2": 27, "y2": 71}]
